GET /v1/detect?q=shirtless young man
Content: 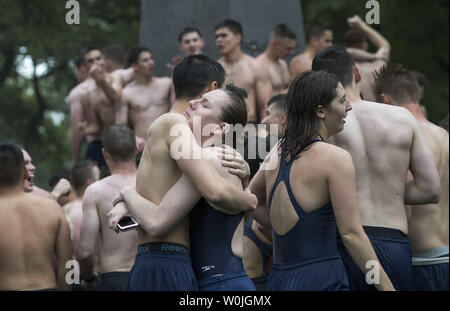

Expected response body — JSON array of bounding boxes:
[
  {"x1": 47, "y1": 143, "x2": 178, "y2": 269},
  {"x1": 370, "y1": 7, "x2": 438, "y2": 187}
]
[
  {"x1": 102, "y1": 44, "x2": 135, "y2": 86},
  {"x1": 374, "y1": 63, "x2": 449, "y2": 291},
  {"x1": 116, "y1": 47, "x2": 174, "y2": 151},
  {"x1": 0, "y1": 142, "x2": 72, "y2": 291},
  {"x1": 110, "y1": 85, "x2": 256, "y2": 291},
  {"x1": 256, "y1": 24, "x2": 296, "y2": 96},
  {"x1": 167, "y1": 27, "x2": 205, "y2": 71},
  {"x1": 107, "y1": 55, "x2": 257, "y2": 290},
  {"x1": 62, "y1": 160, "x2": 100, "y2": 256},
  {"x1": 311, "y1": 47, "x2": 440, "y2": 290},
  {"x1": 289, "y1": 21, "x2": 333, "y2": 78},
  {"x1": 78, "y1": 125, "x2": 139, "y2": 290},
  {"x1": 215, "y1": 19, "x2": 272, "y2": 124},
  {"x1": 22, "y1": 148, "x2": 71, "y2": 203},
  {"x1": 69, "y1": 47, "x2": 124, "y2": 172},
  {"x1": 344, "y1": 15, "x2": 391, "y2": 102}
]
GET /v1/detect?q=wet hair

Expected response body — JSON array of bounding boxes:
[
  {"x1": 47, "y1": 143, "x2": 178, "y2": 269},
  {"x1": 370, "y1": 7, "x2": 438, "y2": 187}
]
[
  {"x1": 80, "y1": 46, "x2": 100, "y2": 64},
  {"x1": 272, "y1": 24, "x2": 297, "y2": 40},
  {"x1": 281, "y1": 70, "x2": 340, "y2": 161},
  {"x1": 70, "y1": 160, "x2": 96, "y2": 195},
  {"x1": 128, "y1": 46, "x2": 151, "y2": 66},
  {"x1": 178, "y1": 27, "x2": 203, "y2": 43},
  {"x1": 102, "y1": 44, "x2": 126, "y2": 67},
  {"x1": 102, "y1": 125, "x2": 136, "y2": 162},
  {"x1": 215, "y1": 19, "x2": 243, "y2": 38},
  {"x1": 373, "y1": 63, "x2": 421, "y2": 103},
  {"x1": 0, "y1": 142, "x2": 25, "y2": 187},
  {"x1": 220, "y1": 84, "x2": 248, "y2": 126},
  {"x1": 173, "y1": 55, "x2": 225, "y2": 99},
  {"x1": 267, "y1": 94, "x2": 287, "y2": 115},
  {"x1": 344, "y1": 29, "x2": 366, "y2": 49},
  {"x1": 220, "y1": 84, "x2": 248, "y2": 150},
  {"x1": 312, "y1": 46, "x2": 354, "y2": 88},
  {"x1": 49, "y1": 169, "x2": 71, "y2": 190},
  {"x1": 306, "y1": 21, "x2": 332, "y2": 43}
]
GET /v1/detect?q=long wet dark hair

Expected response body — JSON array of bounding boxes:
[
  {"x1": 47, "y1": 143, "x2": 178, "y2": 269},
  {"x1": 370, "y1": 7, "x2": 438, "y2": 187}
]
[{"x1": 281, "y1": 70, "x2": 339, "y2": 161}]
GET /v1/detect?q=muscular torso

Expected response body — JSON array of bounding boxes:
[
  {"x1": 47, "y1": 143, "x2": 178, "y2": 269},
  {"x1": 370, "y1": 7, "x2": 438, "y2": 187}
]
[
  {"x1": 122, "y1": 77, "x2": 172, "y2": 139},
  {"x1": 256, "y1": 54, "x2": 290, "y2": 96},
  {"x1": 0, "y1": 194, "x2": 64, "y2": 290},
  {"x1": 355, "y1": 60, "x2": 386, "y2": 102},
  {"x1": 329, "y1": 100, "x2": 414, "y2": 234},
  {"x1": 408, "y1": 121, "x2": 449, "y2": 253},
  {"x1": 92, "y1": 174, "x2": 139, "y2": 272},
  {"x1": 136, "y1": 113, "x2": 189, "y2": 247},
  {"x1": 86, "y1": 80, "x2": 116, "y2": 141},
  {"x1": 219, "y1": 55, "x2": 259, "y2": 122}
]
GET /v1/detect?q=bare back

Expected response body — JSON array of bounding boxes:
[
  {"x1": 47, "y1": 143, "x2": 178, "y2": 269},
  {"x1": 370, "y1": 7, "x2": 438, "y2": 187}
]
[
  {"x1": 329, "y1": 101, "x2": 418, "y2": 234},
  {"x1": 63, "y1": 199, "x2": 83, "y2": 255},
  {"x1": 408, "y1": 121, "x2": 449, "y2": 253},
  {"x1": 89, "y1": 174, "x2": 139, "y2": 272},
  {"x1": 136, "y1": 113, "x2": 188, "y2": 247},
  {"x1": 256, "y1": 53, "x2": 290, "y2": 96},
  {"x1": 121, "y1": 77, "x2": 172, "y2": 139},
  {"x1": 0, "y1": 193, "x2": 72, "y2": 290}
]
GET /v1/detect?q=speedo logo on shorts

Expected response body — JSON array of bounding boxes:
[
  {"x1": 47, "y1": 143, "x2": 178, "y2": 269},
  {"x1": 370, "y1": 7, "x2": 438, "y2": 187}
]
[
  {"x1": 201, "y1": 265, "x2": 215, "y2": 272},
  {"x1": 161, "y1": 243, "x2": 189, "y2": 255}
]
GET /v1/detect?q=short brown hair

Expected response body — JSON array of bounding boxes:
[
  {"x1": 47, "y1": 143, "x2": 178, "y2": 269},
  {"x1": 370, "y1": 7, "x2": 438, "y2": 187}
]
[
  {"x1": 373, "y1": 63, "x2": 421, "y2": 103},
  {"x1": 344, "y1": 30, "x2": 366, "y2": 49},
  {"x1": 221, "y1": 84, "x2": 248, "y2": 127},
  {"x1": 102, "y1": 125, "x2": 136, "y2": 162}
]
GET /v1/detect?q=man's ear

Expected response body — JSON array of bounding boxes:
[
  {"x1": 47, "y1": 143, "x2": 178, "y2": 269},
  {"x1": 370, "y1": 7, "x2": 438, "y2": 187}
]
[
  {"x1": 280, "y1": 113, "x2": 287, "y2": 127},
  {"x1": 316, "y1": 105, "x2": 326, "y2": 119},
  {"x1": 353, "y1": 65, "x2": 362, "y2": 84},
  {"x1": 201, "y1": 81, "x2": 218, "y2": 95},
  {"x1": 380, "y1": 93, "x2": 391, "y2": 105},
  {"x1": 215, "y1": 122, "x2": 231, "y2": 135},
  {"x1": 199, "y1": 38, "x2": 205, "y2": 49},
  {"x1": 102, "y1": 148, "x2": 110, "y2": 161}
]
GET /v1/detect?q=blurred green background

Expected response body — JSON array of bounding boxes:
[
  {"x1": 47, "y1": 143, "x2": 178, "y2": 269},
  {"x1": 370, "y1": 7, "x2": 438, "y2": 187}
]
[{"x1": 0, "y1": 0, "x2": 448, "y2": 189}]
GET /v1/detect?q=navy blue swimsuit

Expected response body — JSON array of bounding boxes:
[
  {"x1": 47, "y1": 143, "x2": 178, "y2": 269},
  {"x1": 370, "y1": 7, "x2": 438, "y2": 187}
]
[
  {"x1": 266, "y1": 140, "x2": 349, "y2": 291},
  {"x1": 189, "y1": 198, "x2": 255, "y2": 290}
]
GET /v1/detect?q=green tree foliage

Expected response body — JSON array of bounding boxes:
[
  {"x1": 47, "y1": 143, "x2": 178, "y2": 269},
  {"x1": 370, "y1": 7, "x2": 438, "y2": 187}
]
[
  {"x1": 0, "y1": 0, "x2": 141, "y2": 189},
  {"x1": 0, "y1": 0, "x2": 448, "y2": 189},
  {"x1": 301, "y1": 0, "x2": 449, "y2": 123}
]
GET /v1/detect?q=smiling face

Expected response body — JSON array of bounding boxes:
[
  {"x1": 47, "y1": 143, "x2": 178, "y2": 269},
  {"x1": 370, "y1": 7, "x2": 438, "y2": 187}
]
[
  {"x1": 322, "y1": 82, "x2": 352, "y2": 136},
  {"x1": 179, "y1": 31, "x2": 204, "y2": 56},
  {"x1": 21, "y1": 149, "x2": 35, "y2": 192},
  {"x1": 215, "y1": 27, "x2": 241, "y2": 55}
]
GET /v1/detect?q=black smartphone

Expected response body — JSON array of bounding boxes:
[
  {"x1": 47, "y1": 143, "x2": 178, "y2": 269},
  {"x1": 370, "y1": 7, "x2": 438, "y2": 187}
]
[{"x1": 117, "y1": 216, "x2": 139, "y2": 232}]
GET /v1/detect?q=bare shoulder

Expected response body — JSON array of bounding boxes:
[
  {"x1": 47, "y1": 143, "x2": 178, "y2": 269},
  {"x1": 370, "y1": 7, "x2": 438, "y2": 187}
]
[
  {"x1": 146, "y1": 112, "x2": 188, "y2": 138},
  {"x1": 204, "y1": 147, "x2": 242, "y2": 188},
  {"x1": 157, "y1": 76, "x2": 173, "y2": 86},
  {"x1": 28, "y1": 193, "x2": 64, "y2": 218}
]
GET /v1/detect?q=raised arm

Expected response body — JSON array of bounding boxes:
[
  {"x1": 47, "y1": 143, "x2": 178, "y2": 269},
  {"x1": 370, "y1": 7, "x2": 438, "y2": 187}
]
[
  {"x1": 77, "y1": 185, "x2": 100, "y2": 282},
  {"x1": 329, "y1": 149, "x2": 394, "y2": 291},
  {"x1": 405, "y1": 116, "x2": 441, "y2": 204},
  {"x1": 347, "y1": 15, "x2": 391, "y2": 61},
  {"x1": 54, "y1": 203, "x2": 73, "y2": 290},
  {"x1": 90, "y1": 66, "x2": 123, "y2": 104},
  {"x1": 166, "y1": 114, "x2": 258, "y2": 212}
]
